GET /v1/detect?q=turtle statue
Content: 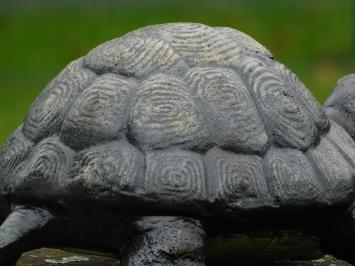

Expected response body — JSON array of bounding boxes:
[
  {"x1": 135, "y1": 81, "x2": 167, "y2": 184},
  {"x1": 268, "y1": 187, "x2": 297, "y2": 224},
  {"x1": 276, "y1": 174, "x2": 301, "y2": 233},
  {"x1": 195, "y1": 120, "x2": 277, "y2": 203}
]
[{"x1": 0, "y1": 23, "x2": 354, "y2": 266}]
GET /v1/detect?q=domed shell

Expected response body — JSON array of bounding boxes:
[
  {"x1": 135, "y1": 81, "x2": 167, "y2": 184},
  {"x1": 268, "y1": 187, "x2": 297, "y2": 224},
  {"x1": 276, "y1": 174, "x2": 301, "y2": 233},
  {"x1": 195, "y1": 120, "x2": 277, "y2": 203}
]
[{"x1": 0, "y1": 23, "x2": 353, "y2": 212}]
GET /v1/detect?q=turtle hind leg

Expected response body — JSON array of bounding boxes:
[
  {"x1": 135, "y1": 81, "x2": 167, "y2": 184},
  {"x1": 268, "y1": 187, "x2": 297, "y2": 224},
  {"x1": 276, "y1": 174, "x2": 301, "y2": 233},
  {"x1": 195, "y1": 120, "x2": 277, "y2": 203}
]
[
  {"x1": 121, "y1": 216, "x2": 206, "y2": 266},
  {"x1": 0, "y1": 206, "x2": 56, "y2": 265}
]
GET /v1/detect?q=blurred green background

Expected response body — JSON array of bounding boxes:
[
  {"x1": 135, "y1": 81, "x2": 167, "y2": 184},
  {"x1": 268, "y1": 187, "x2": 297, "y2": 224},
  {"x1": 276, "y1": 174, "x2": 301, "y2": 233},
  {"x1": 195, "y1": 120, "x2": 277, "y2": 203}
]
[{"x1": 0, "y1": 0, "x2": 354, "y2": 144}]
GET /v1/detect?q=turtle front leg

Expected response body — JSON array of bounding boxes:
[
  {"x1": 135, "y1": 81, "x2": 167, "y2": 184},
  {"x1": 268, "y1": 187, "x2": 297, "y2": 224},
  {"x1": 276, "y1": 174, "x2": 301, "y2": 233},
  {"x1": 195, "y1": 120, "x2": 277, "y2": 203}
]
[
  {"x1": 121, "y1": 216, "x2": 206, "y2": 266},
  {"x1": 0, "y1": 206, "x2": 56, "y2": 265}
]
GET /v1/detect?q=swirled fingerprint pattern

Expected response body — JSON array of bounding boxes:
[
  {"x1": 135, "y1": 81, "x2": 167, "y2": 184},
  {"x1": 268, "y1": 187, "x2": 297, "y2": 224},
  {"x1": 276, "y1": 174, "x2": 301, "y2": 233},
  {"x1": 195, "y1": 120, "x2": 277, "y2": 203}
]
[
  {"x1": 186, "y1": 67, "x2": 268, "y2": 153},
  {"x1": 238, "y1": 57, "x2": 317, "y2": 150},
  {"x1": 308, "y1": 137, "x2": 354, "y2": 202},
  {"x1": 273, "y1": 62, "x2": 328, "y2": 132},
  {"x1": 266, "y1": 148, "x2": 322, "y2": 204},
  {"x1": 205, "y1": 148, "x2": 273, "y2": 209},
  {"x1": 130, "y1": 74, "x2": 206, "y2": 150},
  {"x1": 326, "y1": 121, "x2": 355, "y2": 167},
  {"x1": 61, "y1": 74, "x2": 133, "y2": 150},
  {"x1": 18, "y1": 137, "x2": 74, "y2": 196},
  {"x1": 70, "y1": 140, "x2": 144, "y2": 197},
  {"x1": 85, "y1": 36, "x2": 187, "y2": 77},
  {"x1": 133, "y1": 23, "x2": 243, "y2": 66},
  {"x1": 144, "y1": 150, "x2": 205, "y2": 201},
  {"x1": 0, "y1": 127, "x2": 33, "y2": 191},
  {"x1": 23, "y1": 59, "x2": 96, "y2": 142},
  {"x1": 216, "y1": 27, "x2": 272, "y2": 58}
]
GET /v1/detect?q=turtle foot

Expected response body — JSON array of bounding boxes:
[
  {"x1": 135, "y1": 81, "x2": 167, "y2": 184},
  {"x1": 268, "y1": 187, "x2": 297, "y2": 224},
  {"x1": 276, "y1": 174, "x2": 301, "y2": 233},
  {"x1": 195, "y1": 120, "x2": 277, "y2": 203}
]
[{"x1": 0, "y1": 206, "x2": 55, "y2": 264}]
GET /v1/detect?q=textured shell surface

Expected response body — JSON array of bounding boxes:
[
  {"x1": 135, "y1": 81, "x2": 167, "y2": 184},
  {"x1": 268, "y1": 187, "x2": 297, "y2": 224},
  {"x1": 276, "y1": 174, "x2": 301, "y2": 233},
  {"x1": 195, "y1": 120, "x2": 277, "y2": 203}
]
[{"x1": 0, "y1": 23, "x2": 354, "y2": 213}]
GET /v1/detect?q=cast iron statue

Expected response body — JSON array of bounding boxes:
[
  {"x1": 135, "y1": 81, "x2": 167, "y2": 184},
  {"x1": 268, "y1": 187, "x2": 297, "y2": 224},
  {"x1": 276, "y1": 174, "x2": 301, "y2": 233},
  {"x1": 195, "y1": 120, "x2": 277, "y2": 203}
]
[{"x1": 0, "y1": 23, "x2": 354, "y2": 266}]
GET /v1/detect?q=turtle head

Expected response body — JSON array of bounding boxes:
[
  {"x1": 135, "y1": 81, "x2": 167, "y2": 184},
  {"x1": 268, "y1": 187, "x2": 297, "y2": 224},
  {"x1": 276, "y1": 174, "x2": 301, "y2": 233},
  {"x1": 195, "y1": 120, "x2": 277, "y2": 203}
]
[{"x1": 325, "y1": 74, "x2": 355, "y2": 140}]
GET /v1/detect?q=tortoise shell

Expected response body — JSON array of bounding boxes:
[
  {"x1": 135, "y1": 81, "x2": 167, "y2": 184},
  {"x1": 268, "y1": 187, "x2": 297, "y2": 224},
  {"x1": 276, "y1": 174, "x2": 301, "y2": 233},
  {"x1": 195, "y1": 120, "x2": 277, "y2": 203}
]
[{"x1": 1, "y1": 23, "x2": 354, "y2": 213}]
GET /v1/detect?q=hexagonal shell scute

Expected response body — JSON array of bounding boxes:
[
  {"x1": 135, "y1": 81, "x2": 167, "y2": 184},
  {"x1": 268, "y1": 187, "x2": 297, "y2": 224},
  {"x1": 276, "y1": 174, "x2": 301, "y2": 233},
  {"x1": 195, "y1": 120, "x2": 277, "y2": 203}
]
[
  {"x1": 60, "y1": 74, "x2": 135, "y2": 150},
  {"x1": 23, "y1": 59, "x2": 96, "y2": 142},
  {"x1": 204, "y1": 147, "x2": 274, "y2": 210},
  {"x1": 307, "y1": 136, "x2": 354, "y2": 204},
  {"x1": 129, "y1": 74, "x2": 208, "y2": 151},
  {"x1": 186, "y1": 67, "x2": 268, "y2": 153},
  {"x1": 68, "y1": 139, "x2": 144, "y2": 200},
  {"x1": 84, "y1": 35, "x2": 188, "y2": 78},
  {"x1": 12, "y1": 136, "x2": 75, "y2": 199},
  {"x1": 0, "y1": 126, "x2": 33, "y2": 195},
  {"x1": 265, "y1": 147, "x2": 324, "y2": 206},
  {"x1": 142, "y1": 149, "x2": 206, "y2": 204}
]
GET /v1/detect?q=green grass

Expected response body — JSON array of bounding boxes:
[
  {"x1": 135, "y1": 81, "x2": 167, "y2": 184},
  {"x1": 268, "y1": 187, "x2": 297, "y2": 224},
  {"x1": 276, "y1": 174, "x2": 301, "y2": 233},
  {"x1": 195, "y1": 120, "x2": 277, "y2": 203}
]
[{"x1": 0, "y1": 0, "x2": 354, "y2": 144}]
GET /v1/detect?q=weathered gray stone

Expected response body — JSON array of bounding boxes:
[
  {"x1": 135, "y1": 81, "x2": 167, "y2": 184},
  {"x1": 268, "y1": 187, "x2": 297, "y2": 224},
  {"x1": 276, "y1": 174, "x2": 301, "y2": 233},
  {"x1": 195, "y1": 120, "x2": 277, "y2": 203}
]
[{"x1": 0, "y1": 22, "x2": 354, "y2": 265}]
